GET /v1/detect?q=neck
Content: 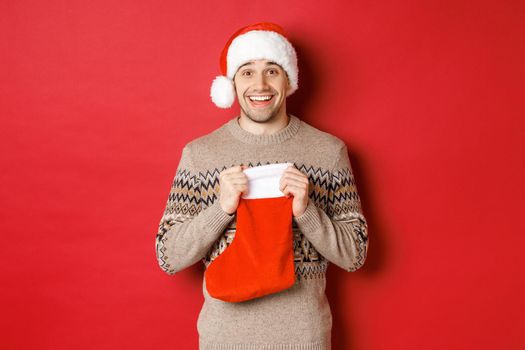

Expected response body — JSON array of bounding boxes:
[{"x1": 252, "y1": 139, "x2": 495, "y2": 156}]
[{"x1": 238, "y1": 107, "x2": 290, "y2": 136}]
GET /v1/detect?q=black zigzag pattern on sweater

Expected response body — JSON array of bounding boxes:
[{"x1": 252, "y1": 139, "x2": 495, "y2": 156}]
[{"x1": 155, "y1": 168, "x2": 201, "y2": 274}]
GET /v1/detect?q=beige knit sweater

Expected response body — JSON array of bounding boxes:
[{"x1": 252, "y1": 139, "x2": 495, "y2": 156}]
[{"x1": 155, "y1": 114, "x2": 369, "y2": 350}]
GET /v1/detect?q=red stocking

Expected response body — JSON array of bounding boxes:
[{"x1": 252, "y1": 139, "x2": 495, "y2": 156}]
[{"x1": 205, "y1": 163, "x2": 296, "y2": 302}]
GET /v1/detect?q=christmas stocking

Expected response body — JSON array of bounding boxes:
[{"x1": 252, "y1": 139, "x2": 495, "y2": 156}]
[{"x1": 205, "y1": 162, "x2": 296, "y2": 303}]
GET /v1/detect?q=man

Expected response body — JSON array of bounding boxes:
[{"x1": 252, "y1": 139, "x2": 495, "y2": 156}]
[{"x1": 155, "y1": 22, "x2": 369, "y2": 350}]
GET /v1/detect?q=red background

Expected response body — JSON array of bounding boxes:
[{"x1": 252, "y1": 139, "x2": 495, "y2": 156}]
[{"x1": 1, "y1": 1, "x2": 524, "y2": 349}]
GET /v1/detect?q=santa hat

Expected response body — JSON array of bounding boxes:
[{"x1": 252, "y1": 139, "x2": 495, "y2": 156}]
[{"x1": 210, "y1": 22, "x2": 299, "y2": 109}]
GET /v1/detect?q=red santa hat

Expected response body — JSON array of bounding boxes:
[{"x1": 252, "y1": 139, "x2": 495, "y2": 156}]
[{"x1": 210, "y1": 22, "x2": 299, "y2": 109}]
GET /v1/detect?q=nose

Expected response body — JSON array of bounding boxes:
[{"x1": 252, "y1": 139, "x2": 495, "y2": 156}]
[{"x1": 253, "y1": 72, "x2": 270, "y2": 90}]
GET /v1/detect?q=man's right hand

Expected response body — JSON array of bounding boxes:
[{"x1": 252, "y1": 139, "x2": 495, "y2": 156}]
[{"x1": 218, "y1": 165, "x2": 249, "y2": 215}]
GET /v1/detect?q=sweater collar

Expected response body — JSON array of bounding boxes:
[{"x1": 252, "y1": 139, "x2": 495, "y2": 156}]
[{"x1": 226, "y1": 114, "x2": 301, "y2": 145}]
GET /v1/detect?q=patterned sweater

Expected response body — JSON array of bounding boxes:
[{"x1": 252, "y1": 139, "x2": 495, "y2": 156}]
[{"x1": 155, "y1": 114, "x2": 369, "y2": 350}]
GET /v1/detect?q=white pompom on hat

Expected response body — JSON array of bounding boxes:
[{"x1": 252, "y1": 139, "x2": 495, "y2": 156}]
[{"x1": 210, "y1": 22, "x2": 299, "y2": 109}]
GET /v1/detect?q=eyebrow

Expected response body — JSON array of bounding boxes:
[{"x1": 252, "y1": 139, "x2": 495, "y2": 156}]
[{"x1": 238, "y1": 61, "x2": 280, "y2": 69}]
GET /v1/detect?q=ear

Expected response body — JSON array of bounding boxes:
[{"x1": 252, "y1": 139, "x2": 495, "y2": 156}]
[
  {"x1": 286, "y1": 78, "x2": 292, "y2": 95},
  {"x1": 233, "y1": 73, "x2": 239, "y2": 89}
]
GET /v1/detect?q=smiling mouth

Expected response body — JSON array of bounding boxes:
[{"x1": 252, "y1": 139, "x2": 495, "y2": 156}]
[{"x1": 247, "y1": 95, "x2": 274, "y2": 108}]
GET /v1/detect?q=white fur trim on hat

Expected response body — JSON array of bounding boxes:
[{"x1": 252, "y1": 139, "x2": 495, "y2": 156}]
[{"x1": 210, "y1": 75, "x2": 236, "y2": 108}]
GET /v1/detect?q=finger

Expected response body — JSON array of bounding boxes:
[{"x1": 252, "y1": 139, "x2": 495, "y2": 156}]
[
  {"x1": 281, "y1": 166, "x2": 307, "y2": 177},
  {"x1": 222, "y1": 170, "x2": 249, "y2": 181},
  {"x1": 281, "y1": 172, "x2": 309, "y2": 184},
  {"x1": 226, "y1": 173, "x2": 249, "y2": 181},
  {"x1": 234, "y1": 184, "x2": 249, "y2": 194},
  {"x1": 283, "y1": 185, "x2": 307, "y2": 200},
  {"x1": 280, "y1": 175, "x2": 309, "y2": 190},
  {"x1": 281, "y1": 186, "x2": 296, "y2": 198},
  {"x1": 228, "y1": 178, "x2": 249, "y2": 186},
  {"x1": 235, "y1": 183, "x2": 248, "y2": 189}
]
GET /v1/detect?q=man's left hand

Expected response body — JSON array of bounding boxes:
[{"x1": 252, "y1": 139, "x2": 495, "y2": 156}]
[{"x1": 279, "y1": 165, "x2": 310, "y2": 217}]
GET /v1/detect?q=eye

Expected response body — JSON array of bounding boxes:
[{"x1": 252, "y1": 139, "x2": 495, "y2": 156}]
[
  {"x1": 242, "y1": 70, "x2": 252, "y2": 76},
  {"x1": 268, "y1": 69, "x2": 277, "y2": 75}
]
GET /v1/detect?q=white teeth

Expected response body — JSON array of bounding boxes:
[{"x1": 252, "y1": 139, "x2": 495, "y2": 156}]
[{"x1": 249, "y1": 95, "x2": 272, "y2": 101}]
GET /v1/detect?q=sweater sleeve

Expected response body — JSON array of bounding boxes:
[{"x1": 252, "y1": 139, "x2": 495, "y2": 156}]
[
  {"x1": 293, "y1": 144, "x2": 369, "y2": 272},
  {"x1": 155, "y1": 145, "x2": 236, "y2": 275}
]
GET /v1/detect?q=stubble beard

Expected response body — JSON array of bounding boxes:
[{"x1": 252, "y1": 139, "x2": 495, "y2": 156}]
[
  {"x1": 240, "y1": 104, "x2": 280, "y2": 124},
  {"x1": 239, "y1": 93, "x2": 284, "y2": 124}
]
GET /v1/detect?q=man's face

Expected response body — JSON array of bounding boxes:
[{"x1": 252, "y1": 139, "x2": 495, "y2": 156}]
[{"x1": 233, "y1": 59, "x2": 291, "y2": 123}]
